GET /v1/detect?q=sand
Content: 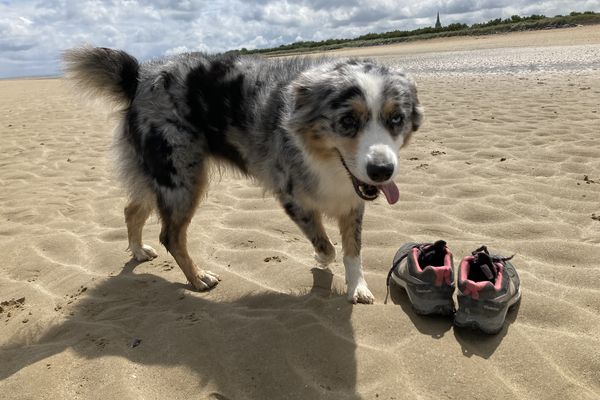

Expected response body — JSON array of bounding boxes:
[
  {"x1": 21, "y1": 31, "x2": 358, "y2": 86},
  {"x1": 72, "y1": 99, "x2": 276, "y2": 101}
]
[{"x1": 1, "y1": 26, "x2": 599, "y2": 399}]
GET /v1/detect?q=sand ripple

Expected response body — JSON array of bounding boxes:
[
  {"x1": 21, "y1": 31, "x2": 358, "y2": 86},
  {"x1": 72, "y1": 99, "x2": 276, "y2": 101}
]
[{"x1": 1, "y1": 28, "x2": 600, "y2": 399}]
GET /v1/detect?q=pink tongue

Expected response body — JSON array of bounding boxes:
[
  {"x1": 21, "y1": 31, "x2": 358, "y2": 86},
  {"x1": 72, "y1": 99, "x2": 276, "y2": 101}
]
[{"x1": 379, "y1": 181, "x2": 399, "y2": 205}]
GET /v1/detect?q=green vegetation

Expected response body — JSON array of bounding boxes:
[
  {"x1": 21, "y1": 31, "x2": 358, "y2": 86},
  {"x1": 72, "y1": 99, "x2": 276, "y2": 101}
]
[{"x1": 235, "y1": 11, "x2": 600, "y2": 56}]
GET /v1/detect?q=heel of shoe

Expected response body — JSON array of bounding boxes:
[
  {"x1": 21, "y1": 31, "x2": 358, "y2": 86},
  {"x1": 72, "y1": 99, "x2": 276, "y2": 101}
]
[
  {"x1": 392, "y1": 275, "x2": 454, "y2": 315},
  {"x1": 454, "y1": 295, "x2": 518, "y2": 334}
]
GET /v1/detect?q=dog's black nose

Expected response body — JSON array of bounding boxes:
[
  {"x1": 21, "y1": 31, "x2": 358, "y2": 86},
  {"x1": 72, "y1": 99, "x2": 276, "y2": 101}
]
[{"x1": 366, "y1": 162, "x2": 394, "y2": 182}]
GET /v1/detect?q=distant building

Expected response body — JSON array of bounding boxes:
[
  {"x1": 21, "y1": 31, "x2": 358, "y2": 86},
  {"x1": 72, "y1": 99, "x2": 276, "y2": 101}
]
[{"x1": 435, "y1": 12, "x2": 442, "y2": 28}]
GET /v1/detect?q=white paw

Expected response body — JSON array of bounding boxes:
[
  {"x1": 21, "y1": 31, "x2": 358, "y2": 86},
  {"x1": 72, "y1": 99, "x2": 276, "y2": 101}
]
[
  {"x1": 347, "y1": 280, "x2": 374, "y2": 304},
  {"x1": 190, "y1": 270, "x2": 220, "y2": 291},
  {"x1": 132, "y1": 244, "x2": 158, "y2": 262}
]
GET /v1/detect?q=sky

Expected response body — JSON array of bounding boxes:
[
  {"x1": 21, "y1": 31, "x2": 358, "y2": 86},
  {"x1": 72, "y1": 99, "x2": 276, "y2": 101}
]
[{"x1": 1, "y1": 0, "x2": 598, "y2": 78}]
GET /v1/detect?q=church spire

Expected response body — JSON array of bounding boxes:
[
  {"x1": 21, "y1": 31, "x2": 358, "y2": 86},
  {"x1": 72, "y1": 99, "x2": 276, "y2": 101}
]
[{"x1": 435, "y1": 11, "x2": 442, "y2": 29}]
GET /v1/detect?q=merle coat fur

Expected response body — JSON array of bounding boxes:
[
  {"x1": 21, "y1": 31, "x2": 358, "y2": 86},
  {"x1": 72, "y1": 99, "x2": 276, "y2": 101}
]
[{"x1": 63, "y1": 47, "x2": 423, "y2": 303}]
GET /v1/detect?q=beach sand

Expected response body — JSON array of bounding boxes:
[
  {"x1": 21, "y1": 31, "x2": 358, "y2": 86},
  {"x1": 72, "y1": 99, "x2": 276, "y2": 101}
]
[{"x1": 1, "y1": 26, "x2": 599, "y2": 399}]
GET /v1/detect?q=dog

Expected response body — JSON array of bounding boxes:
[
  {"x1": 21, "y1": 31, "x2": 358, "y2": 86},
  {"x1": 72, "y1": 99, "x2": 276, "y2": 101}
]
[{"x1": 63, "y1": 47, "x2": 423, "y2": 304}]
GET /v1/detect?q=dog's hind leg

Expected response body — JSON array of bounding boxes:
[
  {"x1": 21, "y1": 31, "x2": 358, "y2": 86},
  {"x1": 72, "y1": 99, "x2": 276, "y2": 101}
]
[
  {"x1": 156, "y1": 168, "x2": 220, "y2": 291},
  {"x1": 338, "y1": 204, "x2": 374, "y2": 304},
  {"x1": 125, "y1": 198, "x2": 158, "y2": 262},
  {"x1": 279, "y1": 197, "x2": 335, "y2": 266}
]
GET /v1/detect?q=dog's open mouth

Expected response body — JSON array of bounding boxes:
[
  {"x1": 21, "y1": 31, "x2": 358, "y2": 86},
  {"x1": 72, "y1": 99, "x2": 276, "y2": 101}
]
[{"x1": 338, "y1": 155, "x2": 400, "y2": 205}]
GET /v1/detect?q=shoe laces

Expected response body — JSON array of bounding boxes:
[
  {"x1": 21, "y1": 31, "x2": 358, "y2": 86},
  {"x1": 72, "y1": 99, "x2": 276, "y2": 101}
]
[
  {"x1": 470, "y1": 245, "x2": 514, "y2": 281},
  {"x1": 384, "y1": 240, "x2": 447, "y2": 304}
]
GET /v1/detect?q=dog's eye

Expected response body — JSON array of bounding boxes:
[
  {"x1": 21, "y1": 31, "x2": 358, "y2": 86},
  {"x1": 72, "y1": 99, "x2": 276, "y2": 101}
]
[
  {"x1": 390, "y1": 112, "x2": 404, "y2": 126},
  {"x1": 340, "y1": 115, "x2": 358, "y2": 129}
]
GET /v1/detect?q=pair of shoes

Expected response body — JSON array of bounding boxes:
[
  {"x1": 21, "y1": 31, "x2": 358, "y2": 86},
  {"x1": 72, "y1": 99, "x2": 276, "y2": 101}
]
[{"x1": 386, "y1": 241, "x2": 521, "y2": 334}]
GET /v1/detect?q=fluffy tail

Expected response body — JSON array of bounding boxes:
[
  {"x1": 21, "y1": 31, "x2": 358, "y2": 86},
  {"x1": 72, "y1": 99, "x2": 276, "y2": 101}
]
[{"x1": 63, "y1": 46, "x2": 139, "y2": 106}]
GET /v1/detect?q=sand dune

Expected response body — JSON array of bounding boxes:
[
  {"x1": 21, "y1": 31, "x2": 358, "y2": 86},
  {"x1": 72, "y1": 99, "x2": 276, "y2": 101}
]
[{"x1": 1, "y1": 26, "x2": 599, "y2": 399}]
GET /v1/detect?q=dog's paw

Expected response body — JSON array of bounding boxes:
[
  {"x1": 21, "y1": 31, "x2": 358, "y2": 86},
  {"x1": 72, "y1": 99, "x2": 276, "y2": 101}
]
[
  {"x1": 314, "y1": 241, "x2": 335, "y2": 266},
  {"x1": 132, "y1": 244, "x2": 158, "y2": 262},
  {"x1": 347, "y1": 281, "x2": 374, "y2": 304},
  {"x1": 314, "y1": 248, "x2": 335, "y2": 265},
  {"x1": 190, "y1": 270, "x2": 221, "y2": 291}
]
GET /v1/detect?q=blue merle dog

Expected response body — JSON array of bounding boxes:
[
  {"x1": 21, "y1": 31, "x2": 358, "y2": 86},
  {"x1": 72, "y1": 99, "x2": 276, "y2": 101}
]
[{"x1": 63, "y1": 47, "x2": 423, "y2": 303}]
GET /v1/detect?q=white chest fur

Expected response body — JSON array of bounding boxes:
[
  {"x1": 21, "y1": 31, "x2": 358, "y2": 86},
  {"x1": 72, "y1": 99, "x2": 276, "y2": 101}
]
[{"x1": 301, "y1": 157, "x2": 362, "y2": 218}]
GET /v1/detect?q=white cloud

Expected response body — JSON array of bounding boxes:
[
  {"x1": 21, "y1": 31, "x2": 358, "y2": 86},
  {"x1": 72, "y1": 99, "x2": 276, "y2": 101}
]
[
  {"x1": 165, "y1": 45, "x2": 191, "y2": 56},
  {"x1": 164, "y1": 43, "x2": 210, "y2": 55},
  {"x1": 0, "y1": 0, "x2": 598, "y2": 77}
]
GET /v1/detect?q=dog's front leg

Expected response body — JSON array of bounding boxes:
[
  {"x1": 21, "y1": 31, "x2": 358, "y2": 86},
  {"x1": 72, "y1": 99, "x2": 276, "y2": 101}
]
[
  {"x1": 338, "y1": 205, "x2": 374, "y2": 304},
  {"x1": 279, "y1": 197, "x2": 335, "y2": 266}
]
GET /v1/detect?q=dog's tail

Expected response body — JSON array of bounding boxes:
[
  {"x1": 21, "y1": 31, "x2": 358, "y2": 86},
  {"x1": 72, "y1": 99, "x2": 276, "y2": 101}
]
[{"x1": 63, "y1": 46, "x2": 139, "y2": 107}]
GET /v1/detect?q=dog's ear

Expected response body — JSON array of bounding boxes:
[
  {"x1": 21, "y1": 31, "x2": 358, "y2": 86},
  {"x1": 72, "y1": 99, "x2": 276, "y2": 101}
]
[
  {"x1": 389, "y1": 67, "x2": 424, "y2": 132},
  {"x1": 290, "y1": 81, "x2": 334, "y2": 123},
  {"x1": 292, "y1": 82, "x2": 334, "y2": 111},
  {"x1": 412, "y1": 101, "x2": 424, "y2": 132},
  {"x1": 292, "y1": 83, "x2": 313, "y2": 113},
  {"x1": 401, "y1": 94, "x2": 423, "y2": 147},
  {"x1": 409, "y1": 79, "x2": 424, "y2": 132}
]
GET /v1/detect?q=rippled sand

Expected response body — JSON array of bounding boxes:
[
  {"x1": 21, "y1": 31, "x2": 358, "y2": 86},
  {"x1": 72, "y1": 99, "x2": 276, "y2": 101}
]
[{"x1": 1, "y1": 26, "x2": 599, "y2": 399}]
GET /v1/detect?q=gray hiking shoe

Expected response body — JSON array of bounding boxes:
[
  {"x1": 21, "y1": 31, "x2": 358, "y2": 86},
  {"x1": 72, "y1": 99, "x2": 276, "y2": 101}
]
[
  {"x1": 454, "y1": 246, "x2": 521, "y2": 334},
  {"x1": 386, "y1": 240, "x2": 455, "y2": 315}
]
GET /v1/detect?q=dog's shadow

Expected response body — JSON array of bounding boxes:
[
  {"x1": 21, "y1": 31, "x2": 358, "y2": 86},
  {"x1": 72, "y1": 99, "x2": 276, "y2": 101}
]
[{"x1": 1, "y1": 266, "x2": 361, "y2": 400}]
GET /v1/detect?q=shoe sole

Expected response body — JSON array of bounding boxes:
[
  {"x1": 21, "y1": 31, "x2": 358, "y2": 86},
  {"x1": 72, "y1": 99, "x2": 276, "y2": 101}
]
[
  {"x1": 454, "y1": 287, "x2": 522, "y2": 334},
  {"x1": 390, "y1": 273, "x2": 455, "y2": 316}
]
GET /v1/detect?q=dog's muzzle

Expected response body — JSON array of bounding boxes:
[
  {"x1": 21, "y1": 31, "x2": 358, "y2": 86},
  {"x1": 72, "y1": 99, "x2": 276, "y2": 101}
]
[
  {"x1": 366, "y1": 162, "x2": 394, "y2": 183},
  {"x1": 338, "y1": 153, "x2": 399, "y2": 204}
]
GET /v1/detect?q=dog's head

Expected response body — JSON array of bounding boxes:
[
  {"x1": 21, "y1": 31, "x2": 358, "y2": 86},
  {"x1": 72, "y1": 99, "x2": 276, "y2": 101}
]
[{"x1": 287, "y1": 59, "x2": 423, "y2": 204}]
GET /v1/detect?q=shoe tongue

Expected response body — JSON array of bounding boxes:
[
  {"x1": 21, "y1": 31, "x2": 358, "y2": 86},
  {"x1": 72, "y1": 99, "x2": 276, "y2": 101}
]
[
  {"x1": 379, "y1": 181, "x2": 399, "y2": 204},
  {"x1": 479, "y1": 264, "x2": 494, "y2": 280},
  {"x1": 432, "y1": 240, "x2": 447, "y2": 252},
  {"x1": 418, "y1": 240, "x2": 446, "y2": 267},
  {"x1": 474, "y1": 252, "x2": 496, "y2": 281}
]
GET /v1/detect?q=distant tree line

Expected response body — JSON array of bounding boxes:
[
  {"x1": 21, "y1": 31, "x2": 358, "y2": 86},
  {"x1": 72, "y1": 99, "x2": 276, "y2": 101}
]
[{"x1": 234, "y1": 11, "x2": 599, "y2": 56}]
